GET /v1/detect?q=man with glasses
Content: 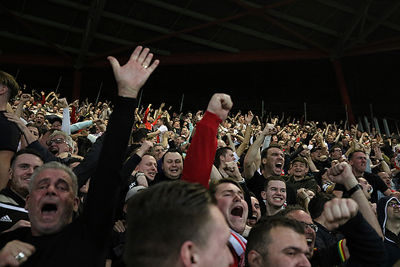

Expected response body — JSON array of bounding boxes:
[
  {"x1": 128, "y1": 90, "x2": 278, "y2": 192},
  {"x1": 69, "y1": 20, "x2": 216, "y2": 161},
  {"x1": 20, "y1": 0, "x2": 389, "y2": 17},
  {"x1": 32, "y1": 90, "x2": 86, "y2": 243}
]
[
  {"x1": 378, "y1": 196, "x2": 400, "y2": 266},
  {"x1": 46, "y1": 131, "x2": 73, "y2": 158}
]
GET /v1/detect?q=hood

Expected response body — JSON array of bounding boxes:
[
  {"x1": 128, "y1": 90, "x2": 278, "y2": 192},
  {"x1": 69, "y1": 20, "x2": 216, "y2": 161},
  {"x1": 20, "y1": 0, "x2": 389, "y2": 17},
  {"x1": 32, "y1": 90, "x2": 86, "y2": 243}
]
[{"x1": 377, "y1": 196, "x2": 400, "y2": 244}]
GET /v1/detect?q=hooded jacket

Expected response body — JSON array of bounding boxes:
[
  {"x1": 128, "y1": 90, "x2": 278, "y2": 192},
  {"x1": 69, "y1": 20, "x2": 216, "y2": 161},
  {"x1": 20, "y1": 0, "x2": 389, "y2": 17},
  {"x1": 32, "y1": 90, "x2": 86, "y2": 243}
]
[{"x1": 377, "y1": 196, "x2": 400, "y2": 267}]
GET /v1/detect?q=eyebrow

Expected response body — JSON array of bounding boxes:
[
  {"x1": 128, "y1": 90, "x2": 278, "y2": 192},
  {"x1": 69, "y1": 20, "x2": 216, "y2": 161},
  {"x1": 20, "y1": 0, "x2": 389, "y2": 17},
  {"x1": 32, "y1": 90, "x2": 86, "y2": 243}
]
[{"x1": 221, "y1": 189, "x2": 243, "y2": 196}]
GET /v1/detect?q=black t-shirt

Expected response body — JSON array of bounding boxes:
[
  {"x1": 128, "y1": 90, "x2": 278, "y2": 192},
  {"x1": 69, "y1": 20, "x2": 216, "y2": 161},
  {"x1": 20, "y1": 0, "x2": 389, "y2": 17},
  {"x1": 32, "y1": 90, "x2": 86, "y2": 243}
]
[{"x1": 0, "y1": 111, "x2": 21, "y2": 152}]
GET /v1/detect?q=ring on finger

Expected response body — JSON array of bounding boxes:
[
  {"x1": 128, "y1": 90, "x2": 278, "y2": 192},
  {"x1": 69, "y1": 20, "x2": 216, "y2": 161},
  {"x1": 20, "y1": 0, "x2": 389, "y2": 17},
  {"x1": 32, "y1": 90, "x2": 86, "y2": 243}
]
[{"x1": 15, "y1": 252, "x2": 26, "y2": 262}]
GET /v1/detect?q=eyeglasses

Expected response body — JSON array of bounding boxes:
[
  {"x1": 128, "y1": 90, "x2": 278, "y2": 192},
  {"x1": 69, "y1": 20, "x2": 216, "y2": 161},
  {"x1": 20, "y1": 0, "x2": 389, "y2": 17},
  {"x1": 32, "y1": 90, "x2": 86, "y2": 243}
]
[
  {"x1": 388, "y1": 202, "x2": 400, "y2": 209},
  {"x1": 47, "y1": 138, "x2": 67, "y2": 146},
  {"x1": 299, "y1": 221, "x2": 318, "y2": 232}
]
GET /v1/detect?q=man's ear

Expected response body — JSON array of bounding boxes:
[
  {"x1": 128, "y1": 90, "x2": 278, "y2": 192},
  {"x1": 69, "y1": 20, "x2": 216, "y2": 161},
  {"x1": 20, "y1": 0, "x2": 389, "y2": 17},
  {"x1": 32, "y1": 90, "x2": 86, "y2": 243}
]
[
  {"x1": 247, "y1": 250, "x2": 263, "y2": 267},
  {"x1": 261, "y1": 191, "x2": 267, "y2": 200},
  {"x1": 261, "y1": 158, "x2": 267, "y2": 166},
  {"x1": 180, "y1": 241, "x2": 199, "y2": 267},
  {"x1": 25, "y1": 194, "x2": 31, "y2": 210},
  {"x1": 73, "y1": 197, "x2": 80, "y2": 212},
  {"x1": 0, "y1": 85, "x2": 7, "y2": 95},
  {"x1": 8, "y1": 168, "x2": 13, "y2": 181}
]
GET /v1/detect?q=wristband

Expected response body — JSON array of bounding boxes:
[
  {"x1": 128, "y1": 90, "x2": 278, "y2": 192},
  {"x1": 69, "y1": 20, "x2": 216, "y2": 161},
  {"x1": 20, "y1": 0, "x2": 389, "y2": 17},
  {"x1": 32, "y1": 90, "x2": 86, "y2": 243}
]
[{"x1": 347, "y1": 184, "x2": 362, "y2": 196}]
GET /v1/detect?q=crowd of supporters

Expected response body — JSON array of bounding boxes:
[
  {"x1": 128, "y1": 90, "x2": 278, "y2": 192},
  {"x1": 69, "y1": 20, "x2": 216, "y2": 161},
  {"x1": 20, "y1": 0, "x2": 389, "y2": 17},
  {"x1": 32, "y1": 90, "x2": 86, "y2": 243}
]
[{"x1": 1, "y1": 46, "x2": 400, "y2": 267}]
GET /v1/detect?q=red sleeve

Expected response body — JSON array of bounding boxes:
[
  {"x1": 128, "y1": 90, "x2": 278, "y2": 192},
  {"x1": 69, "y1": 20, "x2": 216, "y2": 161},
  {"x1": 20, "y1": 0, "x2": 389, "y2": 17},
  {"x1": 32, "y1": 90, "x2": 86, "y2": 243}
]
[
  {"x1": 181, "y1": 111, "x2": 221, "y2": 188},
  {"x1": 41, "y1": 94, "x2": 45, "y2": 105},
  {"x1": 143, "y1": 107, "x2": 150, "y2": 124},
  {"x1": 152, "y1": 114, "x2": 162, "y2": 126}
]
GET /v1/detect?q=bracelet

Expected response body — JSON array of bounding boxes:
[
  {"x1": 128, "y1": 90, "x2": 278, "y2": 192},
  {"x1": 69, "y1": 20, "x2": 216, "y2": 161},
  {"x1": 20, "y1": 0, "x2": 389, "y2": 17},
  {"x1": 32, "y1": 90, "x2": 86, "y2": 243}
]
[{"x1": 347, "y1": 184, "x2": 362, "y2": 196}]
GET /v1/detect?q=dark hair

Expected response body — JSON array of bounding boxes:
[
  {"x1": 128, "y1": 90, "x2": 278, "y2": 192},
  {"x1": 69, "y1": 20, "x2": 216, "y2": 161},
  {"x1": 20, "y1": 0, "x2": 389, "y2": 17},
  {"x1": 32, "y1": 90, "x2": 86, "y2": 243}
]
[
  {"x1": 245, "y1": 216, "x2": 305, "y2": 266},
  {"x1": 290, "y1": 156, "x2": 308, "y2": 167},
  {"x1": 308, "y1": 193, "x2": 335, "y2": 219},
  {"x1": 276, "y1": 204, "x2": 306, "y2": 218},
  {"x1": 214, "y1": 146, "x2": 234, "y2": 168},
  {"x1": 348, "y1": 149, "x2": 366, "y2": 161},
  {"x1": 161, "y1": 148, "x2": 183, "y2": 165},
  {"x1": 329, "y1": 144, "x2": 342, "y2": 154},
  {"x1": 263, "y1": 175, "x2": 286, "y2": 191},
  {"x1": 0, "y1": 70, "x2": 19, "y2": 100},
  {"x1": 260, "y1": 144, "x2": 282, "y2": 170},
  {"x1": 10, "y1": 148, "x2": 44, "y2": 168},
  {"x1": 124, "y1": 181, "x2": 213, "y2": 267},
  {"x1": 131, "y1": 128, "x2": 149, "y2": 144}
]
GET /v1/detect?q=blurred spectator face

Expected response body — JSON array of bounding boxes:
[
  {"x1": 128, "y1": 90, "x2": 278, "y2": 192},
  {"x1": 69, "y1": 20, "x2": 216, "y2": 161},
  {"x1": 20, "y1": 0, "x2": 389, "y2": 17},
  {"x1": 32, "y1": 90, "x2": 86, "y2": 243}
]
[
  {"x1": 247, "y1": 196, "x2": 261, "y2": 227},
  {"x1": 47, "y1": 135, "x2": 71, "y2": 156},
  {"x1": 378, "y1": 172, "x2": 392, "y2": 189},
  {"x1": 387, "y1": 199, "x2": 400, "y2": 222},
  {"x1": 262, "y1": 180, "x2": 286, "y2": 209},
  {"x1": 286, "y1": 210, "x2": 316, "y2": 256},
  {"x1": 254, "y1": 226, "x2": 310, "y2": 267},
  {"x1": 136, "y1": 155, "x2": 157, "y2": 181},
  {"x1": 28, "y1": 126, "x2": 40, "y2": 140},
  {"x1": 152, "y1": 145, "x2": 165, "y2": 161},
  {"x1": 35, "y1": 113, "x2": 45, "y2": 125},
  {"x1": 290, "y1": 162, "x2": 308, "y2": 179},
  {"x1": 263, "y1": 147, "x2": 284, "y2": 175},
  {"x1": 349, "y1": 151, "x2": 367, "y2": 174},
  {"x1": 330, "y1": 147, "x2": 342, "y2": 160},
  {"x1": 51, "y1": 121, "x2": 62, "y2": 130},
  {"x1": 214, "y1": 182, "x2": 248, "y2": 234},
  {"x1": 162, "y1": 152, "x2": 183, "y2": 180},
  {"x1": 26, "y1": 168, "x2": 79, "y2": 236},
  {"x1": 10, "y1": 153, "x2": 43, "y2": 198},
  {"x1": 358, "y1": 177, "x2": 372, "y2": 200}
]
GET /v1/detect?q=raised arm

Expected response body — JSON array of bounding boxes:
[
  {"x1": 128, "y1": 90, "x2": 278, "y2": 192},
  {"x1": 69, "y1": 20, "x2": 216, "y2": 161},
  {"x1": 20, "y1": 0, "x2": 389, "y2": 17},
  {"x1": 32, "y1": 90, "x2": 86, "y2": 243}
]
[
  {"x1": 236, "y1": 112, "x2": 253, "y2": 157},
  {"x1": 83, "y1": 46, "x2": 159, "y2": 238},
  {"x1": 182, "y1": 93, "x2": 232, "y2": 188},
  {"x1": 243, "y1": 123, "x2": 275, "y2": 179},
  {"x1": 327, "y1": 162, "x2": 384, "y2": 239}
]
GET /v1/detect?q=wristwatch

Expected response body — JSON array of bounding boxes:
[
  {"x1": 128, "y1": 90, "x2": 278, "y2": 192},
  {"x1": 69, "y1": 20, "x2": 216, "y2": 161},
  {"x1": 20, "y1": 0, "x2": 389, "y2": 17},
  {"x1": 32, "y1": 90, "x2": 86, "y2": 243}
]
[{"x1": 347, "y1": 184, "x2": 362, "y2": 196}]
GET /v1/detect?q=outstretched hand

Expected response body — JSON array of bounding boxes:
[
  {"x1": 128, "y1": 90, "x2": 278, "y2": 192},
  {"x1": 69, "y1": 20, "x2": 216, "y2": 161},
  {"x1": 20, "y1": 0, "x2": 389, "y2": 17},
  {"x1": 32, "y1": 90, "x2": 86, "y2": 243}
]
[
  {"x1": 206, "y1": 93, "x2": 233, "y2": 121},
  {"x1": 107, "y1": 46, "x2": 159, "y2": 99}
]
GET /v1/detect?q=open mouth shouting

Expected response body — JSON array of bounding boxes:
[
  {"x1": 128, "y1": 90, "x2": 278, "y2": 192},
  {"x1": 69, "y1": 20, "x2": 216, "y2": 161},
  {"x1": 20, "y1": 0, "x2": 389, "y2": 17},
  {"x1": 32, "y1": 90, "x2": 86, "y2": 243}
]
[
  {"x1": 231, "y1": 206, "x2": 244, "y2": 218},
  {"x1": 41, "y1": 202, "x2": 58, "y2": 221},
  {"x1": 274, "y1": 162, "x2": 283, "y2": 175}
]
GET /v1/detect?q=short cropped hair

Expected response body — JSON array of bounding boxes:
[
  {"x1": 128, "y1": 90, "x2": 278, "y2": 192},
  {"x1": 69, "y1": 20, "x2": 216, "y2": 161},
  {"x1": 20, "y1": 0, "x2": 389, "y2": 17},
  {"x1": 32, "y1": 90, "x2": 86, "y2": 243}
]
[
  {"x1": 245, "y1": 216, "x2": 305, "y2": 265},
  {"x1": 263, "y1": 175, "x2": 286, "y2": 191},
  {"x1": 0, "y1": 70, "x2": 19, "y2": 100},
  {"x1": 214, "y1": 146, "x2": 234, "y2": 168},
  {"x1": 124, "y1": 181, "x2": 214, "y2": 267},
  {"x1": 308, "y1": 193, "x2": 335, "y2": 219},
  {"x1": 10, "y1": 148, "x2": 44, "y2": 168},
  {"x1": 209, "y1": 178, "x2": 244, "y2": 202},
  {"x1": 348, "y1": 149, "x2": 366, "y2": 161},
  {"x1": 29, "y1": 161, "x2": 78, "y2": 197},
  {"x1": 260, "y1": 144, "x2": 283, "y2": 169}
]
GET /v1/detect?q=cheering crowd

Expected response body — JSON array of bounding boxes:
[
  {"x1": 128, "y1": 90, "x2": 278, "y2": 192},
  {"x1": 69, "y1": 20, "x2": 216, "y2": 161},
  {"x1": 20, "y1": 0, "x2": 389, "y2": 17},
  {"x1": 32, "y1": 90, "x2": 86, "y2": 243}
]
[{"x1": 1, "y1": 46, "x2": 400, "y2": 267}]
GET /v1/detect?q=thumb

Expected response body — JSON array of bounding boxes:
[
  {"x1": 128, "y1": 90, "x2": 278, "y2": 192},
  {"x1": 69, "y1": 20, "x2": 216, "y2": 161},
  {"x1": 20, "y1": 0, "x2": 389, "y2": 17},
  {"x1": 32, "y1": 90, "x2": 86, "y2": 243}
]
[{"x1": 107, "y1": 56, "x2": 120, "y2": 75}]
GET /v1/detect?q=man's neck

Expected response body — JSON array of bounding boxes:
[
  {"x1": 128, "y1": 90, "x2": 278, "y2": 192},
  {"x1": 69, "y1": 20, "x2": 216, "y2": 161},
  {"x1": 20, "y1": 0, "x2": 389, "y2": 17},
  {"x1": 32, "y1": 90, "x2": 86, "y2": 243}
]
[
  {"x1": 386, "y1": 219, "x2": 400, "y2": 235},
  {"x1": 263, "y1": 169, "x2": 274, "y2": 179},
  {"x1": 10, "y1": 187, "x2": 27, "y2": 202},
  {"x1": 265, "y1": 203, "x2": 283, "y2": 216},
  {"x1": 293, "y1": 175, "x2": 305, "y2": 181},
  {"x1": 352, "y1": 169, "x2": 364, "y2": 178}
]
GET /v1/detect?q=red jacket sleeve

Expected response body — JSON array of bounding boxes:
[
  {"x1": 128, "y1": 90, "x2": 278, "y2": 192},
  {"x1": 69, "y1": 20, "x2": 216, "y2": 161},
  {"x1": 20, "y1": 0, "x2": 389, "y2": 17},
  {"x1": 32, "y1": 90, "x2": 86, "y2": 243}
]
[{"x1": 181, "y1": 111, "x2": 221, "y2": 188}]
